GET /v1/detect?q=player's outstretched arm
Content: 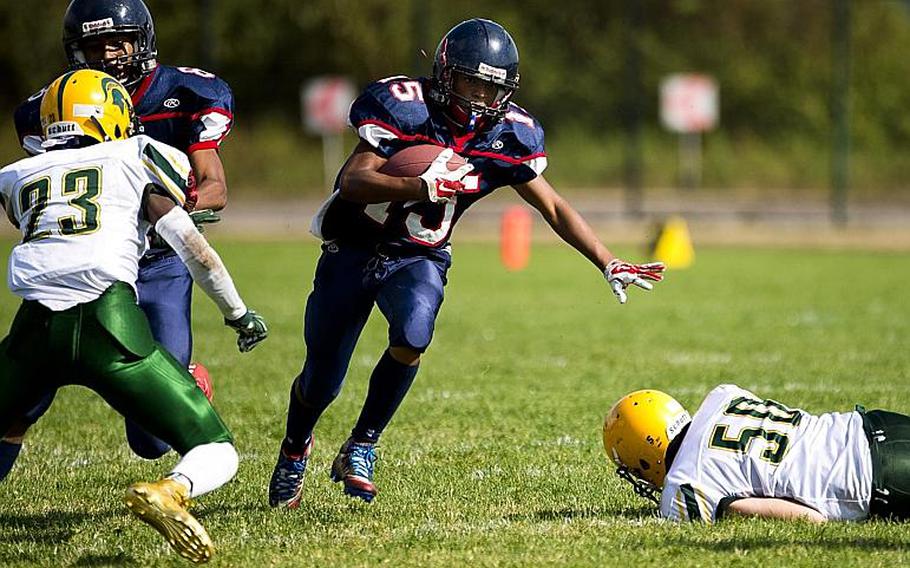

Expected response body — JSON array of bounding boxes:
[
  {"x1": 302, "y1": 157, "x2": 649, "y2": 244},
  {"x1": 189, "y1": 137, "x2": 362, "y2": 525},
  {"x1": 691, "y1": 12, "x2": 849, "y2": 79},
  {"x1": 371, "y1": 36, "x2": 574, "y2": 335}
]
[
  {"x1": 145, "y1": 193, "x2": 268, "y2": 352},
  {"x1": 514, "y1": 175, "x2": 614, "y2": 268},
  {"x1": 723, "y1": 497, "x2": 827, "y2": 522},
  {"x1": 513, "y1": 175, "x2": 664, "y2": 304}
]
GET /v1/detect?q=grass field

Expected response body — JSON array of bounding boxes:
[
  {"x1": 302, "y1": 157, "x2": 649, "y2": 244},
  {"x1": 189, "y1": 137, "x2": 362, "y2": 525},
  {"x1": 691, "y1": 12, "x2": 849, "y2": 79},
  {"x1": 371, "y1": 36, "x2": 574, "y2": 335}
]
[{"x1": 1, "y1": 239, "x2": 909, "y2": 567}]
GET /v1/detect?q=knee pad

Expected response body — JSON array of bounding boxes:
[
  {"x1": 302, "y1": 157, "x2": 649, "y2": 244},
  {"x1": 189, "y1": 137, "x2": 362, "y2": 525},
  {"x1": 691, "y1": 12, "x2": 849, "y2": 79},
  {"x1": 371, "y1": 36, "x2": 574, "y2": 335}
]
[{"x1": 389, "y1": 308, "x2": 436, "y2": 353}]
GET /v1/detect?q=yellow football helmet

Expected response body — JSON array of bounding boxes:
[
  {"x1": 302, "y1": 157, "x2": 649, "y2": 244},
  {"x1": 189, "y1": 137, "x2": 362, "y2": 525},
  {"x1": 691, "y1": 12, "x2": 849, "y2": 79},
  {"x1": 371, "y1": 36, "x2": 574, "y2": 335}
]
[
  {"x1": 40, "y1": 69, "x2": 135, "y2": 143},
  {"x1": 603, "y1": 389, "x2": 691, "y2": 503}
]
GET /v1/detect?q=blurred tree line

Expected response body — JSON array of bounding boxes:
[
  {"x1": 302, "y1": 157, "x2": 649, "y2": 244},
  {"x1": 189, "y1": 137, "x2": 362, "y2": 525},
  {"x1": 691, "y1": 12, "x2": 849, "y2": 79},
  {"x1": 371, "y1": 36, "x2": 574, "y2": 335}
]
[{"x1": 1, "y1": 0, "x2": 910, "y2": 194}]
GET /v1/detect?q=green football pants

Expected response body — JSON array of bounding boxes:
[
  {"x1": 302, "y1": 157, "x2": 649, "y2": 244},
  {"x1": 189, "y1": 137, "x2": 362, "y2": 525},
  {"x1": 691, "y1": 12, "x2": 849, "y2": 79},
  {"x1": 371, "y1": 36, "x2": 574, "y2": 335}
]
[
  {"x1": 860, "y1": 408, "x2": 910, "y2": 520},
  {"x1": 0, "y1": 282, "x2": 232, "y2": 455}
]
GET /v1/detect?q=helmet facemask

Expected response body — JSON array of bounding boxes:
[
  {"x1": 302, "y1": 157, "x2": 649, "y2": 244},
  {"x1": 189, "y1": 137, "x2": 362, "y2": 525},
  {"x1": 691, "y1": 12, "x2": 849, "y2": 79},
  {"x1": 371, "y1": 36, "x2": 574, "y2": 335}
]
[
  {"x1": 67, "y1": 31, "x2": 157, "y2": 90},
  {"x1": 438, "y1": 67, "x2": 517, "y2": 132},
  {"x1": 615, "y1": 465, "x2": 662, "y2": 505}
]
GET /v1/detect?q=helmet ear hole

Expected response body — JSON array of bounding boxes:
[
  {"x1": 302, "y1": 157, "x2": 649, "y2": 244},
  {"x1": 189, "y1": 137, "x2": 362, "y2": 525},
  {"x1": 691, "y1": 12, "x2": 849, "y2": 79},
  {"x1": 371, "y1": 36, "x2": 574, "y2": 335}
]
[{"x1": 639, "y1": 459, "x2": 651, "y2": 471}]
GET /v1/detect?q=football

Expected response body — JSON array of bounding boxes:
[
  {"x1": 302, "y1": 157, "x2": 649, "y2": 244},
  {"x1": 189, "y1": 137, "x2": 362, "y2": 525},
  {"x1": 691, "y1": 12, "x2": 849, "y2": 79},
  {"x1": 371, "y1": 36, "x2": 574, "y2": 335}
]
[
  {"x1": 378, "y1": 144, "x2": 467, "y2": 177},
  {"x1": 189, "y1": 362, "x2": 213, "y2": 401}
]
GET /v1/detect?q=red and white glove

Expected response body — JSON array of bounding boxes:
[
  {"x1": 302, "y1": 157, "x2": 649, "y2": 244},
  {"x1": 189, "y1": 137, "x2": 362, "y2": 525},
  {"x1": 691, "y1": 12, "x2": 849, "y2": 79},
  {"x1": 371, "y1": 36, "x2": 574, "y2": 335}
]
[
  {"x1": 419, "y1": 148, "x2": 474, "y2": 204},
  {"x1": 604, "y1": 259, "x2": 666, "y2": 304}
]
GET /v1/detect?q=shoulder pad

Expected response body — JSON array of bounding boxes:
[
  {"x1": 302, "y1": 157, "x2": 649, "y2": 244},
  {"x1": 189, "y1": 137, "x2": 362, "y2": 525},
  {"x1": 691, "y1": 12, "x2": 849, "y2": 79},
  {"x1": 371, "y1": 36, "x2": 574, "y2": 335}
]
[
  {"x1": 471, "y1": 103, "x2": 547, "y2": 182},
  {"x1": 349, "y1": 76, "x2": 430, "y2": 151},
  {"x1": 158, "y1": 65, "x2": 234, "y2": 114},
  {"x1": 14, "y1": 88, "x2": 47, "y2": 145},
  {"x1": 153, "y1": 65, "x2": 234, "y2": 152},
  {"x1": 501, "y1": 102, "x2": 545, "y2": 156},
  {"x1": 138, "y1": 135, "x2": 191, "y2": 171},
  {"x1": 137, "y1": 136, "x2": 192, "y2": 206}
]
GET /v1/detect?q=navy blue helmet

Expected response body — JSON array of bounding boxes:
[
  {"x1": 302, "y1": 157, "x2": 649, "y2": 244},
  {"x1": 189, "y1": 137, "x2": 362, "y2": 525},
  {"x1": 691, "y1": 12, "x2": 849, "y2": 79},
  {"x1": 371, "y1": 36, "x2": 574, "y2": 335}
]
[
  {"x1": 429, "y1": 18, "x2": 520, "y2": 131},
  {"x1": 63, "y1": 0, "x2": 158, "y2": 89}
]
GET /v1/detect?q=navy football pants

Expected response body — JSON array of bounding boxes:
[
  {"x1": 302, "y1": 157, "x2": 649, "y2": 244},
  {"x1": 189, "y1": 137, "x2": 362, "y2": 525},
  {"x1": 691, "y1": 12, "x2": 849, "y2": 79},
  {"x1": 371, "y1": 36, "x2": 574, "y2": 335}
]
[
  {"x1": 15, "y1": 253, "x2": 193, "y2": 459},
  {"x1": 296, "y1": 243, "x2": 449, "y2": 411}
]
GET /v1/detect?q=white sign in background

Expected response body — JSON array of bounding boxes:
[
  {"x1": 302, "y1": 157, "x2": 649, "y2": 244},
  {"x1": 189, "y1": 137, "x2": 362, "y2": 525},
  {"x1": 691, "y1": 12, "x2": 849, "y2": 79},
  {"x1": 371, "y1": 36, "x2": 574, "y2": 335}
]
[
  {"x1": 301, "y1": 76, "x2": 356, "y2": 135},
  {"x1": 301, "y1": 76, "x2": 356, "y2": 189},
  {"x1": 660, "y1": 74, "x2": 719, "y2": 134}
]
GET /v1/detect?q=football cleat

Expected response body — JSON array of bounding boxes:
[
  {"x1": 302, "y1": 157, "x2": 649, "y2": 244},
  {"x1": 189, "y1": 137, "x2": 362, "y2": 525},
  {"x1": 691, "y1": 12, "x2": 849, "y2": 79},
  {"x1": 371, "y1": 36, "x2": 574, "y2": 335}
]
[
  {"x1": 189, "y1": 362, "x2": 214, "y2": 402},
  {"x1": 124, "y1": 478, "x2": 214, "y2": 564},
  {"x1": 268, "y1": 436, "x2": 314, "y2": 509},
  {"x1": 330, "y1": 439, "x2": 378, "y2": 503}
]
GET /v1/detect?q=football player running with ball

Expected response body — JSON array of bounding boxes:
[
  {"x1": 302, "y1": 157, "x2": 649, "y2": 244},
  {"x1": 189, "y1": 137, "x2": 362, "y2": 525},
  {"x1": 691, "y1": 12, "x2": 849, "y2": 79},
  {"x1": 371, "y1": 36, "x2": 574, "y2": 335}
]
[
  {"x1": 0, "y1": 70, "x2": 266, "y2": 563},
  {"x1": 1, "y1": 0, "x2": 237, "y2": 480},
  {"x1": 268, "y1": 18, "x2": 665, "y2": 507},
  {"x1": 603, "y1": 386, "x2": 910, "y2": 522}
]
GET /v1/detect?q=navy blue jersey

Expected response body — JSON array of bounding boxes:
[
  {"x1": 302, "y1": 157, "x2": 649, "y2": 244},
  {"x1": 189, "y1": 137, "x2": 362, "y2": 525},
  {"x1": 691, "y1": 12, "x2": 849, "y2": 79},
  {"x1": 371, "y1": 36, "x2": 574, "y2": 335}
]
[
  {"x1": 311, "y1": 76, "x2": 547, "y2": 250},
  {"x1": 14, "y1": 64, "x2": 233, "y2": 157}
]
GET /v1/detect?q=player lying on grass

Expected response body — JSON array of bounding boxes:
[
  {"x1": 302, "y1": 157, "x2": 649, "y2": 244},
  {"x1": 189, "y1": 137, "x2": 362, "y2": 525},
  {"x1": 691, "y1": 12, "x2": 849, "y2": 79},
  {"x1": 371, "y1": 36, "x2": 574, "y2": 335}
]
[
  {"x1": 0, "y1": 70, "x2": 267, "y2": 563},
  {"x1": 603, "y1": 385, "x2": 910, "y2": 522},
  {"x1": 268, "y1": 17, "x2": 665, "y2": 508}
]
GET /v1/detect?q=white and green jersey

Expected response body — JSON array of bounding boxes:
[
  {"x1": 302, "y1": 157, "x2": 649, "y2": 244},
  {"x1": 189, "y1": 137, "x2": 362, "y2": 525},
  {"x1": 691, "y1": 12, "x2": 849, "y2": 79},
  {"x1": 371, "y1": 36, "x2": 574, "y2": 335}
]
[
  {"x1": 660, "y1": 384, "x2": 872, "y2": 522},
  {"x1": 0, "y1": 135, "x2": 189, "y2": 311}
]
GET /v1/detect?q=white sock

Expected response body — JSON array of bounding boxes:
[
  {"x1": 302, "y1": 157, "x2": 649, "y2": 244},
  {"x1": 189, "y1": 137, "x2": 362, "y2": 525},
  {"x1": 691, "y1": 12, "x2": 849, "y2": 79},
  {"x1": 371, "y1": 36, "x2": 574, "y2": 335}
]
[{"x1": 168, "y1": 442, "x2": 238, "y2": 498}]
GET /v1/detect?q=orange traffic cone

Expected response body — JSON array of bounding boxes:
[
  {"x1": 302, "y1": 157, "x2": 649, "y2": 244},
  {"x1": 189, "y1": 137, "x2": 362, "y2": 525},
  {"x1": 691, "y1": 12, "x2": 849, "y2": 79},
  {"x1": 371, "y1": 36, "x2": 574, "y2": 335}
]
[{"x1": 501, "y1": 205, "x2": 532, "y2": 271}]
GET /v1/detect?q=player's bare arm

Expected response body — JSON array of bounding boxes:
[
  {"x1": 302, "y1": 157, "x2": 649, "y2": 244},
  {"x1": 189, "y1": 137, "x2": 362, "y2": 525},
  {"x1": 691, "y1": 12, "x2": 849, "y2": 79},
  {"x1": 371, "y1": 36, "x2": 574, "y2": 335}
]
[
  {"x1": 145, "y1": 191, "x2": 180, "y2": 225},
  {"x1": 338, "y1": 141, "x2": 426, "y2": 203},
  {"x1": 512, "y1": 175, "x2": 615, "y2": 270},
  {"x1": 724, "y1": 497, "x2": 827, "y2": 523},
  {"x1": 515, "y1": 176, "x2": 666, "y2": 303},
  {"x1": 189, "y1": 149, "x2": 228, "y2": 210}
]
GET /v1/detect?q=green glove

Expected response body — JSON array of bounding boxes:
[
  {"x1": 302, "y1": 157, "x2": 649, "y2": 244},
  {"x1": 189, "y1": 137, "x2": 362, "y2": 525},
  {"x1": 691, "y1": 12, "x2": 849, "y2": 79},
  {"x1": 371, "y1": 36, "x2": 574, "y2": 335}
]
[
  {"x1": 189, "y1": 209, "x2": 222, "y2": 233},
  {"x1": 225, "y1": 309, "x2": 268, "y2": 352}
]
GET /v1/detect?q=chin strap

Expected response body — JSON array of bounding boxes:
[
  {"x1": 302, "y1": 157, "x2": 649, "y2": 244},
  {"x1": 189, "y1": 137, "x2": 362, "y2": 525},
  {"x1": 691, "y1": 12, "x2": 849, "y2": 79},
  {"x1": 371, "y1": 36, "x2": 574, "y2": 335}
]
[
  {"x1": 616, "y1": 466, "x2": 661, "y2": 505},
  {"x1": 465, "y1": 112, "x2": 478, "y2": 132}
]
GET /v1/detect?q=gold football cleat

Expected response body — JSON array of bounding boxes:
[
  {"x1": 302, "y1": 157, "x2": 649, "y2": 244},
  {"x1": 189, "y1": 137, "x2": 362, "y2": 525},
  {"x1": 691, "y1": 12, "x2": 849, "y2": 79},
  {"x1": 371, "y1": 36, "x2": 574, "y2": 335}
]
[{"x1": 124, "y1": 478, "x2": 215, "y2": 564}]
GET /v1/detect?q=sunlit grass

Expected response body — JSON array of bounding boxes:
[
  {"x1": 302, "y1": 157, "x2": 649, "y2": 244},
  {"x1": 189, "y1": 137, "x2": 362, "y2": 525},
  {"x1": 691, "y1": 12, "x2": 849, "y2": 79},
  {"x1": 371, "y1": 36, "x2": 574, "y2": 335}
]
[{"x1": 0, "y1": 240, "x2": 908, "y2": 566}]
